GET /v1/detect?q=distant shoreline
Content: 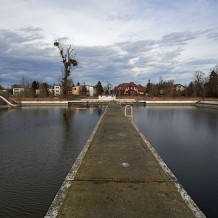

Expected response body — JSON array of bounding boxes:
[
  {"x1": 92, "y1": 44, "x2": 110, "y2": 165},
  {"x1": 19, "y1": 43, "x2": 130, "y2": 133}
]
[{"x1": 6, "y1": 96, "x2": 217, "y2": 108}]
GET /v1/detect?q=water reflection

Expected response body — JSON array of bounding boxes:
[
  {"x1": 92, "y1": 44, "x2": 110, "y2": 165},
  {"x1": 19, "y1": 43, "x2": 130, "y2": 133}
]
[
  {"x1": 134, "y1": 106, "x2": 218, "y2": 218},
  {"x1": 0, "y1": 106, "x2": 104, "y2": 217},
  {"x1": 62, "y1": 109, "x2": 74, "y2": 139}
]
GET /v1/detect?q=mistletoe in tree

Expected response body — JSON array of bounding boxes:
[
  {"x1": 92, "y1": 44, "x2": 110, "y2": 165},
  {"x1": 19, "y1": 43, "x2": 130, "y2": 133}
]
[{"x1": 54, "y1": 41, "x2": 78, "y2": 96}]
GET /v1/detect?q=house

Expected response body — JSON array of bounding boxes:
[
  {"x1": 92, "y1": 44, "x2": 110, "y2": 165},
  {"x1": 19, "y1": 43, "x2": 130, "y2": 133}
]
[
  {"x1": 72, "y1": 86, "x2": 80, "y2": 95},
  {"x1": 0, "y1": 89, "x2": 7, "y2": 95},
  {"x1": 174, "y1": 84, "x2": 186, "y2": 92},
  {"x1": 13, "y1": 88, "x2": 25, "y2": 96},
  {"x1": 35, "y1": 89, "x2": 41, "y2": 95},
  {"x1": 86, "y1": 85, "x2": 96, "y2": 97},
  {"x1": 54, "y1": 86, "x2": 62, "y2": 96},
  {"x1": 116, "y1": 82, "x2": 145, "y2": 96}
]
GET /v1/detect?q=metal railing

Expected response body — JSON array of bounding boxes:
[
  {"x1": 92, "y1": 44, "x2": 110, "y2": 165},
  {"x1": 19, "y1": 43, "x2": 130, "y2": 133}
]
[{"x1": 125, "y1": 105, "x2": 134, "y2": 120}]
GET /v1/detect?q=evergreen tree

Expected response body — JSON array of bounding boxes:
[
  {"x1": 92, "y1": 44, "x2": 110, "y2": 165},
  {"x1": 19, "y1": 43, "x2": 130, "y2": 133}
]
[
  {"x1": 31, "y1": 81, "x2": 39, "y2": 91},
  {"x1": 205, "y1": 70, "x2": 218, "y2": 97},
  {"x1": 31, "y1": 81, "x2": 39, "y2": 97},
  {"x1": 146, "y1": 79, "x2": 154, "y2": 96},
  {"x1": 95, "y1": 81, "x2": 104, "y2": 95},
  {"x1": 41, "y1": 83, "x2": 49, "y2": 97},
  {"x1": 81, "y1": 83, "x2": 87, "y2": 96},
  {"x1": 187, "y1": 82, "x2": 194, "y2": 97}
]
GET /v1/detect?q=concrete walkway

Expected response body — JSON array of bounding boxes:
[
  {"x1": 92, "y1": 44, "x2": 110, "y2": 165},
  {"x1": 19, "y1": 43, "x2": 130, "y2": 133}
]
[{"x1": 46, "y1": 102, "x2": 205, "y2": 218}]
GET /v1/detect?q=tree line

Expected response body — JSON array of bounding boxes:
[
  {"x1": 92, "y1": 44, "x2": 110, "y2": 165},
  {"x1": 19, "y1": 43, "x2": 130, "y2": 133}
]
[
  {"x1": 146, "y1": 65, "x2": 218, "y2": 98},
  {"x1": 6, "y1": 79, "x2": 105, "y2": 98},
  {"x1": 187, "y1": 66, "x2": 218, "y2": 98}
]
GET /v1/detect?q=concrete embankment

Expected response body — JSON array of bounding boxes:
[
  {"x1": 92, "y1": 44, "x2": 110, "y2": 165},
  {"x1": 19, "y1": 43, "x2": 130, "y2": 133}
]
[
  {"x1": 195, "y1": 100, "x2": 218, "y2": 109},
  {"x1": 19, "y1": 100, "x2": 109, "y2": 107},
  {"x1": 19, "y1": 99, "x2": 198, "y2": 106},
  {"x1": 45, "y1": 102, "x2": 205, "y2": 218},
  {"x1": 143, "y1": 100, "x2": 196, "y2": 105}
]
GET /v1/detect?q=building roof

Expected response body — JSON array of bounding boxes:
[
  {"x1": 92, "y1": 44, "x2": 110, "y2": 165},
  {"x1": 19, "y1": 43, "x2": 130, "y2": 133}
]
[
  {"x1": 117, "y1": 82, "x2": 137, "y2": 89},
  {"x1": 174, "y1": 84, "x2": 186, "y2": 88},
  {"x1": 137, "y1": 84, "x2": 145, "y2": 92},
  {"x1": 117, "y1": 82, "x2": 145, "y2": 92}
]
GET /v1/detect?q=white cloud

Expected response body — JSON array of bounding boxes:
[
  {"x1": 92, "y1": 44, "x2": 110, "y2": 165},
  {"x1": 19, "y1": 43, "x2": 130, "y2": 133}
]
[{"x1": 0, "y1": 0, "x2": 218, "y2": 87}]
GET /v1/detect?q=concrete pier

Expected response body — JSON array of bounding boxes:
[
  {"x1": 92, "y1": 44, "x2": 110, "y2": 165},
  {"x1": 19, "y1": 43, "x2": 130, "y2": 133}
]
[{"x1": 46, "y1": 102, "x2": 205, "y2": 218}]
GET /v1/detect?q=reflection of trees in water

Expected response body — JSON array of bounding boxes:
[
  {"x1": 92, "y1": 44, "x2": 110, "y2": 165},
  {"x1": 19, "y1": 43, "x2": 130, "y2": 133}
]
[
  {"x1": 60, "y1": 107, "x2": 105, "y2": 160},
  {"x1": 63, "y1": 109, "x2": 73, "y2": 133},
  {"x1": 97, "y1": 107, "x2": 103, "y2": 117},
  {"x1": 61, "y1": 109, "x2": 75, "y2": 159}
]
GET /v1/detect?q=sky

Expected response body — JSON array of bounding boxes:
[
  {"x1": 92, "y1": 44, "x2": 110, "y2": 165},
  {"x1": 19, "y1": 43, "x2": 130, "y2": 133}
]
[{"x1": 0, "y1": 0, "x2": 218, "y2": 88}]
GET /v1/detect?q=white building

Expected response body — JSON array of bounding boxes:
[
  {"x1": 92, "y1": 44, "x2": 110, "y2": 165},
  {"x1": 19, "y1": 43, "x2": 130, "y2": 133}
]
[
  {"x1": 72, "y1": 86, "x2": 80, "y2": 95},
  {"x1": 13, "y1": 88, "x2": 25, "y2": 96},
  {"x1": 175, "y1": 84, "x2": 186, "y2": 92},
  {"x1": 86, "y1": 85, "x2": 96, "y2": 97},
  {"x1": 54, "y1": 86, "x2": 61, "y2": 96}
]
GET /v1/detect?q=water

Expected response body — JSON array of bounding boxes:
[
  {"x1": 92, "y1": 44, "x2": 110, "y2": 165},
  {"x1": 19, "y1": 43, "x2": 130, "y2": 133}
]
[
  {"x1": 0, "y1": 106, "x2": 104, "y2": 218},
  {"x1": 134, "y1": 106, "x2": 218, "y2": 218}
]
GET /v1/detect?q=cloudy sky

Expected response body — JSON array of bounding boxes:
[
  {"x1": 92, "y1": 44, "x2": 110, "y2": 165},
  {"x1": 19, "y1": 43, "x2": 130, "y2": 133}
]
[{"x1": 0, "y1": 0, "x2": 218, "y2": 88}]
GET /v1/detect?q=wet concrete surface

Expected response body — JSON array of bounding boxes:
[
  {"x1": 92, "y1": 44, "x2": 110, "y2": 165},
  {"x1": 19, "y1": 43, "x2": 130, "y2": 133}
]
[{"x1": 48, "y1": 102, "x2": 205, "y2": 218}]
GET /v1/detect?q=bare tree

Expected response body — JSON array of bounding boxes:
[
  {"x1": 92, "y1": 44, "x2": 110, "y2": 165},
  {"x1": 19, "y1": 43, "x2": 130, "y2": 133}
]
[
  {"x1": 20, "y1": 74, "x2": 30, "y2": 88},
  {"x1": 193, "y1": 71, "x2": 205, "y2": 97},
  {"x1": 0, "y1": 78, "x2": 2, "y2": 88},
  {"x1": 54, "y1": 41, "x2": 78, "y2": 96},
  {"x1": 105, "y1": 82, "x2": 113, "y2": 95}
]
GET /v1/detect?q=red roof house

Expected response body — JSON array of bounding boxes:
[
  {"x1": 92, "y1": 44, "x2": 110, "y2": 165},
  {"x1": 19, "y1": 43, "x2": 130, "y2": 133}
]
[{"x1": 116, "y1": 82, "x2": 145, "y2": 96}]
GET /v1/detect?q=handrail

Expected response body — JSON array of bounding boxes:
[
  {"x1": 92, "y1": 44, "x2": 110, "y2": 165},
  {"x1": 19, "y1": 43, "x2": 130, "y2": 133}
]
[
  {"x1": 125, "y1": 105, "x2": 133, "y2": 120},
  {"x1": 0, "y1": 96, "x2": 18, "y2": 107}
]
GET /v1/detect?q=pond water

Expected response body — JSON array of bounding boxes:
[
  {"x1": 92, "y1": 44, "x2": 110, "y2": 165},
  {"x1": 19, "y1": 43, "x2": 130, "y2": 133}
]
[
  {"x1": 0, "y1": 106, "x2": 104, "y2": 217},
  {"x1": 134, "y1": 106, "x2": 218, "y2": 218},
  {"x1": 1, "y1": 105, "x2": 217, "y2": 217}
]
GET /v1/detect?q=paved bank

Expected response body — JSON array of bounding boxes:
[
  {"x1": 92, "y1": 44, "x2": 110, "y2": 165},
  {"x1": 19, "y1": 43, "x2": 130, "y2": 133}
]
[
  {"x1": 18, "y1": 99, "x2": 197, "y2": 106},
  {"x1": 195, "y1": 100, "x2": 218, "y2": 109},
  {"x1": 19, "y1": 100, "x2": 106, "y2": 106},
  {"x1": 45, "y1": 101, "x2": 205, "y2": 218}
]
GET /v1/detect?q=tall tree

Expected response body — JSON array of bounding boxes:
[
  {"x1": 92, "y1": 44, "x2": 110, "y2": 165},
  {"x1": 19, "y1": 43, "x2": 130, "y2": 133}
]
[
  {"x1": 20, "y1": 74, "x2": 29, "y2": 88},
  {"x1": 146, "y1": 79, "x2": 153, "y2": 96},
  {"x1": 31, "y1": 81, "x2": 39, "y2": 90},
  {"x1": 193, "y1": 71, "x2": 205, "y2": 97},
  {"x1": 31, "y1": 81, "x2": 39, "y2": 97},
  {"x1": 81, "y1": 83, "x2": 87, "y2": 96},
  {"x1": 41, "y1": 83, "x2": 49, "y2": 97},
  {"x1": 187, "y1": 82, "x2": 194, "y2": 97},
  {"x1": 205, "y1": 69, "x2": 218, "y2": 97},
  {"x1": 105, "y1": 82, "x2": 113, "y2": 95},
  {"x1": 54, "y1": 41, "x2": 78, "y2": 96},
  {"x1": 0, "y1": 78, "x2": 3, "y2": 90},
  {"x1": 165, "y1": 80, "x2": 174, "y2": 97},
  {"x1": 95, "y1": 81, "x2": 104, "y2": 96}
]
